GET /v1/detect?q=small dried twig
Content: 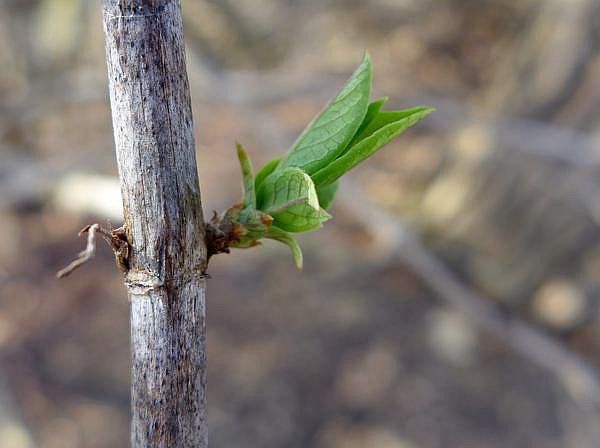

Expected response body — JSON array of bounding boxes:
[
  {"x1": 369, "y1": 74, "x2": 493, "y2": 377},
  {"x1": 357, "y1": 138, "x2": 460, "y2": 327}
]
[
  {"x1": 56, "y1": 224, "x2": 102, "y2": 278},
  {"x1": 56, "y1": 223, "x2": 129, "y2": 278}
]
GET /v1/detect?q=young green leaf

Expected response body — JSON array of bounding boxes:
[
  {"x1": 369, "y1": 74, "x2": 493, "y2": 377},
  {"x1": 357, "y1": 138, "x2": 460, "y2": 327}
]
[
  {"x1": 255, "y1": 157, "x2": 281, "y2": 190},
  {"x1": 257, "y1": 167, "x2": 331, "y2": 233},
  {"x1": 276, "y1": 53, "x2": 372, "y2": 175},
  {"x1": 210, "y1": 55, "x2": 433, "y2": 270},
  {"x1": 316, "y1": 181, "x2": 339, "y2": 210},
  {"x1": 236, "y1": 143, "x2": 256, "y2": 210},
  {"x1": 265, "y1": 226, "x2": 304, "y2": 269},
  {"x1": 271, "y1": 203, "x2": 331, "y2": 233},
  {"x1": 258, "y1": 167, "x2": 318, "y2": 210},
  {"x1": 351, "y1": 106, "x2": 432, "y2": 146},
  {"x1": 312, "y1": 107, "x2": 434, "y2": 187},
  {"x1": 352, "y1": 97, "x2": 388, "y2": 142}
]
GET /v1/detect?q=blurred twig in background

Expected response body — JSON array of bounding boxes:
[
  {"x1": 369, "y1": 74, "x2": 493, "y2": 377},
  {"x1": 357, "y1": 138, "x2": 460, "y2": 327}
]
[{"x1": 341, "y1": 181, "x2": 600, "y2": 408}]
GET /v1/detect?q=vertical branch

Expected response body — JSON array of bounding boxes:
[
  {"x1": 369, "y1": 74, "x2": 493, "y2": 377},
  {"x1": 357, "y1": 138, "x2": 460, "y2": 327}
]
[{"x1": 102, "y1": 1, "x2": 208, "y2": 447}]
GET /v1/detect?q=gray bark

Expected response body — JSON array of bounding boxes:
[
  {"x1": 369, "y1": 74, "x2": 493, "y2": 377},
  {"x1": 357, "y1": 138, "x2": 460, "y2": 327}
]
[{"x1": 101, "y1": 1, "x2": 208, "y2": 447}]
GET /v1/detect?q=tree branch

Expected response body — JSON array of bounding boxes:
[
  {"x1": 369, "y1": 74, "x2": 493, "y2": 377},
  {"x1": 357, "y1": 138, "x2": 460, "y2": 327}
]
[{"x1": 102, "y1": 0, "x2": 208, "y2": 446}]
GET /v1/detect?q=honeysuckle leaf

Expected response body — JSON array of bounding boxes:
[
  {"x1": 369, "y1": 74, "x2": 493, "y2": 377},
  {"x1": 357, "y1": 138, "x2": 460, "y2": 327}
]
[
  {"x1": 350, "y1": 106, "x2": 432, "y2": 146},
  {"x1": 276, "y1": 53, "x2": 372, "y2": 175},
  {"x1": 265, "y1": 226, "x2": 304, "y2": 269},
  {"x1": 258, "y1": 167, "x2": 318, "y2": 211},
  {"x1": 224, "y1": 144, "x2": 274, "y2": 247},
  {"x1": 255, "y1": 157, "x2": 281, "y2": 190},
  {"x1": 211, "y1": 55, "x2": 433, "y2": 269},
  {"x1": 353, "y1": 97, "x2": 388, "y2": 142},
  {"x1": 316, "y1": 181, "x2": 338, "y2": 210},
  {"x1": 311, "y1": 107, "x2": 434, "y2": 187},
  {"x1": 236, "y1": 143, "x2": 256, "y2": 211},
  {"x1": 272, "y1": 204, "x2": 331, "y2": 233},
  {"x1": 257, "y1": 167, "x2": 331, "y2": 233}
]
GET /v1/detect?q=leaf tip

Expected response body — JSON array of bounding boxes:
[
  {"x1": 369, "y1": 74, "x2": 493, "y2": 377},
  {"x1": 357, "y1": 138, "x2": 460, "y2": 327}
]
[
  {"x1": 361, "y1": 51, "x2": 373, "y2": 77},
  {"x1": 362, "y1": 50, "x2": 372, "y2": 64},
  {"x1": 415, "y1": 106, "x2": 435, "y2": 122},
  {"x1": 235, "y1": 141, "x2": 246, "y2": 158},
  {"x1": 293, "y1": 244, "x2": 304, "y2": 270}
]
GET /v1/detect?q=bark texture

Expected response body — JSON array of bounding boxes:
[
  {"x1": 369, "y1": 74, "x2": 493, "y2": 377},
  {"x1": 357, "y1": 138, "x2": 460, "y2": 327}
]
[{"x1": 102, "y1": 1, "x2": 208, "y2": 446}]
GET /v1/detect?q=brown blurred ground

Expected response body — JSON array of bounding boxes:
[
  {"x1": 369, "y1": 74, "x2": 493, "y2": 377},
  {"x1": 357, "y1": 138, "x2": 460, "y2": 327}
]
[{"x1": 1, "y1": 1, "x2": 599, "y2": 447}]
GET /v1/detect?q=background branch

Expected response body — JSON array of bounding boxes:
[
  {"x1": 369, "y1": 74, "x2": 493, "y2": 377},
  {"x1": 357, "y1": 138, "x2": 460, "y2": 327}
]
[{"x1": 339, "y1": 181, "x2": 600, "y2": 411}]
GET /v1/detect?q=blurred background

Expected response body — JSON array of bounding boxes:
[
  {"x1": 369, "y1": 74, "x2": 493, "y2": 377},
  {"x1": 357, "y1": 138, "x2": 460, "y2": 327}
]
[{"x1": 1, "y1": 0, "x2": 600, "y2": 447}]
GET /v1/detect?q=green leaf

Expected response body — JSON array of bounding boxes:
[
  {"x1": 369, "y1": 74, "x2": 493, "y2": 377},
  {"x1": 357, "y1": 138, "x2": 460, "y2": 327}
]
[
  {"x1": 265, "y1": 226, "x2": 304, "y2": 269},
  {"x1": 255, "y1": 157, "x2": 281, "y2": 190},
  {"x1": 312, "y1": 107, "x2": 434, "y2": 187},
  {"x1": 215, "y1": 56, "x2": 434, "y2": 269},
  {"x1": 276, "y1": 53, "x2": 372, "y2": 175},
  {"x1": 236, "y1": 143, "x2": 256, "y2": 210},
  {"x1": 316, "y1": 181, "x2": 338, "y2": 209},
  {"x1": 352, "y1": 97, "x2": 388, "y2": 144},
  {"x1": 258, "y1": 167, "x2": 319, "y2": 210},
  {"x1": 351, "y1": 106, "x2": 432, "y2": 146},
  {"x1": 272, "y1": 203, "x2": 331, "y2": 233},
  {"x1": 257, "y1": 167, "x2": 331, "y2": 233}
]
